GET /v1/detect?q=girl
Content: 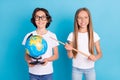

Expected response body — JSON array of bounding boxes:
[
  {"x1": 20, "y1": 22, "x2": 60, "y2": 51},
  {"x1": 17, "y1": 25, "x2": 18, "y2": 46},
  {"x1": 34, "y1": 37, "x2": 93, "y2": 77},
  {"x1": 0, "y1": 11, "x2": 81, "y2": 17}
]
[
  {"x1": 65, "y1": 8, "x2": 102, "y2": 80},
  {"x1": 22, "y1": 8, "x2": 59, "y2": 80}
]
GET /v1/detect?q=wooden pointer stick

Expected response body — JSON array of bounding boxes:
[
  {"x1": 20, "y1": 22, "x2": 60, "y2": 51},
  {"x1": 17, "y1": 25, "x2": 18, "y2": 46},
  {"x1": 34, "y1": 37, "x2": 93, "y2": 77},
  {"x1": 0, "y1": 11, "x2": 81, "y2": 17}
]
[{"x1": 50, "y1": 37, "x2": 89, "y2": 57}]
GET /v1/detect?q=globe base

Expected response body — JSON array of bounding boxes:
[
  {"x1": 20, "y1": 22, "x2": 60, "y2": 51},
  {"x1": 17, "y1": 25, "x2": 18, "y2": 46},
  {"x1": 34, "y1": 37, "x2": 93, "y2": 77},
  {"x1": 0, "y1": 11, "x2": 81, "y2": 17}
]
[
  {"x1": 29, "y1": 55, "x2": 45, "y2": 65},
  {"x1": 29, "y1": 60, "x2": 45, "y2": 65}
]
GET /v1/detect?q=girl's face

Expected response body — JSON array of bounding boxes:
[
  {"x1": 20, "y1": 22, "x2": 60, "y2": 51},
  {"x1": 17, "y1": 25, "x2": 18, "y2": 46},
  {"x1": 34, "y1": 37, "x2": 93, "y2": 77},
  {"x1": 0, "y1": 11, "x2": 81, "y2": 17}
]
[
  {"x1": 77, "y1": 10, "x2": 89, "y2": 29},
  {"x1": 34, "y1": 11, "x2": 48, "y2": 29}
]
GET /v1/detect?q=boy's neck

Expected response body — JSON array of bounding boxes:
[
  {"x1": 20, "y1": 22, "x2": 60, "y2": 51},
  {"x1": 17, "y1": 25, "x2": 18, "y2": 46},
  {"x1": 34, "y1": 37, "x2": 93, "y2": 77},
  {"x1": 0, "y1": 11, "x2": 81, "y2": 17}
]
[{"x1": 36, "y1": 28, "x2": 48, "y2": 35}]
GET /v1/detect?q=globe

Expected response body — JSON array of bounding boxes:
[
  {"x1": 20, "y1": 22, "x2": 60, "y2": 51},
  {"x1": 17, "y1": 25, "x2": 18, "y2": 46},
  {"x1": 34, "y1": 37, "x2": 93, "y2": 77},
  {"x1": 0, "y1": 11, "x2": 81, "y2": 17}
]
[{"x1": 25, "y1": 35, "x2": 48, "y2": 58}]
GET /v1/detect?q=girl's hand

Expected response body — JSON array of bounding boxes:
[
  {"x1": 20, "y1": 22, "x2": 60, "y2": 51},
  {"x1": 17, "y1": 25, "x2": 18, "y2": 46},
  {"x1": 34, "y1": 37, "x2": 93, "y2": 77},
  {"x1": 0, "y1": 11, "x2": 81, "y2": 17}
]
[
  {"x1": 88, "y1": 55, "x2": 97, "y2": 62},
  {"x1": 65, "y1": 43, "x2": 73, "y2": 51}
]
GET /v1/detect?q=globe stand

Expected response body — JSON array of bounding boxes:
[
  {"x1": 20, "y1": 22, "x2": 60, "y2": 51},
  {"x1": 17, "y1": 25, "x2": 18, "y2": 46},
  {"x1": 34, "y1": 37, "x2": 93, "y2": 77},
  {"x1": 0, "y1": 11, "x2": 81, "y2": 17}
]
[
  {"x1": 25, "y1": 34, "x2": 47, "y2": 65},
  {"x1": 29, "y1": 56, "x2": 45, "y2": 65}
]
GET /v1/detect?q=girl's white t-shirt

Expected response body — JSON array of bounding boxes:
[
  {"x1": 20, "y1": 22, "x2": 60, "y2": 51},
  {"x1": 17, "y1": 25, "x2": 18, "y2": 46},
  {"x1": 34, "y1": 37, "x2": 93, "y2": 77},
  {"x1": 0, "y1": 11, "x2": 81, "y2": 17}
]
[
  {"x1": 22, "y1": 30, "x2": 59, "y2": 75},
  {"x1": 67, "y1": 32, "x2": 100, "y2": 69}
]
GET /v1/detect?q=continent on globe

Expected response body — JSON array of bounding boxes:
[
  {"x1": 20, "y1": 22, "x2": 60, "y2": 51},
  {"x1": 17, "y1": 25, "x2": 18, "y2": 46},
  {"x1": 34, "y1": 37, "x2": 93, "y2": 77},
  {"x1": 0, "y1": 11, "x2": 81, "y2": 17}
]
[{"x1": 25, "y1": 35, "x2": 48, "y2": 58}]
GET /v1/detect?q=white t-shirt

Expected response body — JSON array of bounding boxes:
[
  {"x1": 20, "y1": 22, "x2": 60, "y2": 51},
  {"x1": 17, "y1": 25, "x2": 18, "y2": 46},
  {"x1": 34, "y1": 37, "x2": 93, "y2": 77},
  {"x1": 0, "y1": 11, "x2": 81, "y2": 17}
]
[
  {"x1": 22, "y1": 30, "x2": 59, "y2": 75},
  {"x1": 67, "y1": 32, "x2": 100, "y2": 69}
]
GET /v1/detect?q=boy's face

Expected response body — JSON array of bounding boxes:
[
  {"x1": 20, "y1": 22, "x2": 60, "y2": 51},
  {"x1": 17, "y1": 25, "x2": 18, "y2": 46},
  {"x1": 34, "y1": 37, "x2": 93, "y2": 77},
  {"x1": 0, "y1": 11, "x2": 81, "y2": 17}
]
[{"x1": 34, "y1": 11, "x2": 48, "y2": 29}]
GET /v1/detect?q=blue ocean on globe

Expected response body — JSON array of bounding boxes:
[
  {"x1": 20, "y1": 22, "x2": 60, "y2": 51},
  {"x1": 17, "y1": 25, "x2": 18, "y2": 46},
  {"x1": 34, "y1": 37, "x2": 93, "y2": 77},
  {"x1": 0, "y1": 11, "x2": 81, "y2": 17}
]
[{"x1": 25, "y1": 35, "x2": 48, "y2": 58}]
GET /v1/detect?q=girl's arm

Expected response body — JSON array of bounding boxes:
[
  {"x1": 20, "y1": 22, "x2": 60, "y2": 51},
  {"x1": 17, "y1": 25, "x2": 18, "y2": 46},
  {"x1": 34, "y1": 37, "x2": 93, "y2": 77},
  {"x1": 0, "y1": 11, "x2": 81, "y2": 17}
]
[
  {"x1": 95, "y1": 40, "x2": 102, "y2": 60},
  {"x1": 67, "y1": 50, "x2": 73, "y2": 58},
  {"x1": 65, "y1": 42, "x2": 73, "y2": 58},
  {"x1": 88, "y1": 40, "x2": 102, "y2": 61}
]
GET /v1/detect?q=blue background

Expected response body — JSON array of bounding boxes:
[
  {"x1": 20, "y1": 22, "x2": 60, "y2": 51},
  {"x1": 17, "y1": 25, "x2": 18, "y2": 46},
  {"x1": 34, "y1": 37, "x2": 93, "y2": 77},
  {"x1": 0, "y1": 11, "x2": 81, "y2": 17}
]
[{"x1": 0, "y1": 0, "x2": 120, "y2": 80}]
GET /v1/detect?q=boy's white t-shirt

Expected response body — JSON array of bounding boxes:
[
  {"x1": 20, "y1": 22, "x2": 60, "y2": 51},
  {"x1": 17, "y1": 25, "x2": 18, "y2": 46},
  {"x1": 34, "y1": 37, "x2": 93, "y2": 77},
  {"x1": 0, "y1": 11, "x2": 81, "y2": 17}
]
[
  {"x1": 67, "y1": 32, "x2": 100, "y2": 69},
  {"x1": 22, "y1": 30, "x2": 59, "y2": 75}
]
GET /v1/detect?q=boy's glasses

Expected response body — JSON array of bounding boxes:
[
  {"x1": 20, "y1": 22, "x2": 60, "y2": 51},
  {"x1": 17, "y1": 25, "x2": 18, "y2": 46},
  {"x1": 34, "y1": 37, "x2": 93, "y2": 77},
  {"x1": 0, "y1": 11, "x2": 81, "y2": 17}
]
[{"x1": 34, "y1": 15, "x2": 48, "y2": 21}]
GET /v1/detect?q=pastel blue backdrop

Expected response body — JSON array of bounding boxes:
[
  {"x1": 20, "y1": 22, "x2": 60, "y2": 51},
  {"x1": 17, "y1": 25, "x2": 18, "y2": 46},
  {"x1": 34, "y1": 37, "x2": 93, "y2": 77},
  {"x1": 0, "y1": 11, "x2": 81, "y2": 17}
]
[{"x1": 0, "y1": 0, "x2": 120, "y2": 80}]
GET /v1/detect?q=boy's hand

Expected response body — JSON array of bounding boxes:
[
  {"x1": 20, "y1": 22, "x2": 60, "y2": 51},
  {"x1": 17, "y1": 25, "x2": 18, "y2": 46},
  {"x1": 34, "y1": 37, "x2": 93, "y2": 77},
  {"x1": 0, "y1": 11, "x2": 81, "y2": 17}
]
[
  {"x1": 27, "y1": 60, "x2": 35, "y2": 67},
  {"x1": 41, "y1": 58, "x2": 48, "y2": 66}
]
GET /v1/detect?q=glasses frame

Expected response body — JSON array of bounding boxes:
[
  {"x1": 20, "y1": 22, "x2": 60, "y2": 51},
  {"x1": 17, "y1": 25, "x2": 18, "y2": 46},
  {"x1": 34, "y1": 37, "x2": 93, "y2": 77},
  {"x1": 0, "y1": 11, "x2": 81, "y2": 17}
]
[{"x1": 34, "y1": 15, "x2": 48, "y2": 21}]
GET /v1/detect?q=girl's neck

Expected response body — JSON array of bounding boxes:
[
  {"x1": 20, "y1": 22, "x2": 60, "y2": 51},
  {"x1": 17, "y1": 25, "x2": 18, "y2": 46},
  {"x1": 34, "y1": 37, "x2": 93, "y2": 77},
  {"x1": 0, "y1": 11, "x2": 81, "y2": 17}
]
[
  {"x1": 78, "y1": 28, "x2": 88, "y2": 33},
  {"x1": 36, "y1": 28, "x2": 48, "y2": 35}
]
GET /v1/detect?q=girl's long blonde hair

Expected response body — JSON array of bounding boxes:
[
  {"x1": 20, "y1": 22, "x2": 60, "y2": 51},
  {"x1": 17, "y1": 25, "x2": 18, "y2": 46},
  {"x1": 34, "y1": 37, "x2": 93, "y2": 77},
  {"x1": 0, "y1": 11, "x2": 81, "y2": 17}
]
[{"x1": 72, "y1": 8, "x2": 94, "y2": 58}]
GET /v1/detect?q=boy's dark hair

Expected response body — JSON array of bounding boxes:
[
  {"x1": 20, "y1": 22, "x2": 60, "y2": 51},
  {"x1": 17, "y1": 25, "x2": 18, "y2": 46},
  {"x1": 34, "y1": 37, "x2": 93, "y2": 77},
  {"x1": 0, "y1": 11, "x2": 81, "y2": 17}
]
[{"x1": 31, "y1": 8, "x2": 52, "y2": 28}]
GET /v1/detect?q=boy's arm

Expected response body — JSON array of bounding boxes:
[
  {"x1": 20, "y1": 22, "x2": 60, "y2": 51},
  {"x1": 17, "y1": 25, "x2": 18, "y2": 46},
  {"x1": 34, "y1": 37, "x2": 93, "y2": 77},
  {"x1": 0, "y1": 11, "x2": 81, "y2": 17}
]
[
  {"x1": 46, "y1": 46, "x2": 59, "y2": 62},
  {"x1": 25, "y1": 53, "x2": 34, "y2": 67}
]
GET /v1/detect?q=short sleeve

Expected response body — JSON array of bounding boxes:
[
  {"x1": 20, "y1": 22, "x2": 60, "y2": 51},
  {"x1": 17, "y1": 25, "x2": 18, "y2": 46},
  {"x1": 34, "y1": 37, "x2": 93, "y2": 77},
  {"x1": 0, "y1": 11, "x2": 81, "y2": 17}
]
[
  {"x1": 94, "y1": 32, "x2": 100, "y2": 42},
  {"x1": 52, "y1": 34, "x2": 59, "y2": 48},
  {"x1": 22, "y1": 33, "x2": 31, "y2": 46},
  {"x1": 67, "y1": 32, "x2": 73, "y2": 42},
  {"x1": 22, "y1": 31, "x2": 36, "y2": 46}
]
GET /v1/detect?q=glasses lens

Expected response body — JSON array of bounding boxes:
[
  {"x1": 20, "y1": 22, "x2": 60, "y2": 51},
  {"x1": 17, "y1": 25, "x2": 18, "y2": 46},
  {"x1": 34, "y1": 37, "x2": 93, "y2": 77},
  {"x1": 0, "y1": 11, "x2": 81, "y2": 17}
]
[
  {"x1": 42, "y1": 16, "x2": 47, "y2": 21},
  {"x1": 34, "y1": 16, "x2": 39, "y2": 21},
  {"x1": 34, "y1": 16, "x2": 47, "y2": 21}
]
